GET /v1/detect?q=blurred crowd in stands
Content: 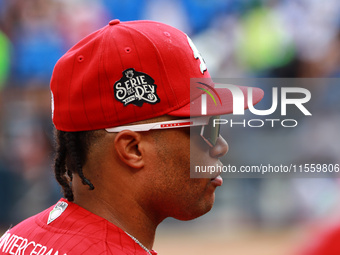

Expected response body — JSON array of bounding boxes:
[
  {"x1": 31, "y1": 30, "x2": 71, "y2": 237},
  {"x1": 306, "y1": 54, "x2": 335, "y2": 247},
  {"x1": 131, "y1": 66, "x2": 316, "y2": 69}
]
[
  {"x1": 1, "y1": 0, "x2": 340, "y2": 87},
  {"x1": 1, "y1": 0, "x2": 340, "y2": 253}
]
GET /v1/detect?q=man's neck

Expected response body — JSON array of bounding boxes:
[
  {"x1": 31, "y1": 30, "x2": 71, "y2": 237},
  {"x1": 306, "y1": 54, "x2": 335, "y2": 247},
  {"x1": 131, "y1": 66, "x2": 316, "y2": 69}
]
[{"x1": 73, "y1": 191, "x2": 161, "y2": 250}]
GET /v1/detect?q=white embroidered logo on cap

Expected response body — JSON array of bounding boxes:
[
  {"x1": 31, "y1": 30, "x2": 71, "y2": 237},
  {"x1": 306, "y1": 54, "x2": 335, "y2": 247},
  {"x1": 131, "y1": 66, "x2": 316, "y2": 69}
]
[
  {"x1": 187, "y1": 35, "x2": 207, "y2": 74},
  {"x1": 47, "y1": 201, "x2": 68, "y2": 225},
  {"x1": 51, "y1": 91, "x2": 55, "y2": 119},
  {"x1": 114, "y1": 68, "x2": 160, "y2": 107}
]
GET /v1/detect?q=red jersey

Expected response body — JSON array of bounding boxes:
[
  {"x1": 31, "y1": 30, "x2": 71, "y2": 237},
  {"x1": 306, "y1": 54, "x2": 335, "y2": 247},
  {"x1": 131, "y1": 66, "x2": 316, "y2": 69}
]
[
  {"x1": 0, "y1": 198, "x2": 157, "y2": 255},
  {"x1": 299, "y1": 223, "x2": 340, "y2": 255}
]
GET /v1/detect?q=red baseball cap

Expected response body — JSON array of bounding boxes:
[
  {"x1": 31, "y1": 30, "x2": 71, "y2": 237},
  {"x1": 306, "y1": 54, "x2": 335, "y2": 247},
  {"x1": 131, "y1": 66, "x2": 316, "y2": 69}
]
[{"x1": 50, "y1": 19, "x2": 263, "y2": 131}]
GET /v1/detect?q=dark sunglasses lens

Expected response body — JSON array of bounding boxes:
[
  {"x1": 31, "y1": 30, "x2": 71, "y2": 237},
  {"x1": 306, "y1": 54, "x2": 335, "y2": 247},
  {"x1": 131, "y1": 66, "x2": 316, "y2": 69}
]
[{"x1": 202, "y1": 116, "x2": 220, "y2": 146}]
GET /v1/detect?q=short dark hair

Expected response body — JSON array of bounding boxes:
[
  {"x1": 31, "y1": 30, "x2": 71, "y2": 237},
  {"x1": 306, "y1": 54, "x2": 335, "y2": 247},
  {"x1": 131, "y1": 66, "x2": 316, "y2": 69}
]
[{"x1": 54, "y1": 130, "x2": 98, "y2": 201}]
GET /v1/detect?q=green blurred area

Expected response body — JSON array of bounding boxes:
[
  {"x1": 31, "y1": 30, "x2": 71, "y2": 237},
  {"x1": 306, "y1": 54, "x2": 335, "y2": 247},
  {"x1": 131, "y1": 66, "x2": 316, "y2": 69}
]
[
  {"x1": 237, "y1": 7, "x2": 295, "y2": 72},
  {"x1": 0, "y1": 31, "x2": 10, "y2": 89}
]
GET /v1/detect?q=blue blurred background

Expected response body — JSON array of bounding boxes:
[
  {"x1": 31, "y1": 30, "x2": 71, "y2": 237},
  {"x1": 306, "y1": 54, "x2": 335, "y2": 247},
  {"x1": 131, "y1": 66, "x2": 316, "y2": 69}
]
[{"x1": 1, "y1": 0, "x2": 340, "y2": 254}]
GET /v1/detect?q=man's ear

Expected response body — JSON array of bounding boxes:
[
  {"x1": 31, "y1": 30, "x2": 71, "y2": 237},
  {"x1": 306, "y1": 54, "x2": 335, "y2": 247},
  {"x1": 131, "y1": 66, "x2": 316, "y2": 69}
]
[{"x1": 114, "y1": 130, "x2": 145, "y2": 169}]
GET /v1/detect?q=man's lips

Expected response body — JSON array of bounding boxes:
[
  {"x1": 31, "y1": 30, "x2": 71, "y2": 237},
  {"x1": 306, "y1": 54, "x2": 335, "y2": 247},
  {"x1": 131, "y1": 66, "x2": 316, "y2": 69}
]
[
  {"x1": 210, "y1": 175, "x2": 223, "y2": 186},
  {"x1": 208, "y1": 161, "x2": 223, "y2": 186}
]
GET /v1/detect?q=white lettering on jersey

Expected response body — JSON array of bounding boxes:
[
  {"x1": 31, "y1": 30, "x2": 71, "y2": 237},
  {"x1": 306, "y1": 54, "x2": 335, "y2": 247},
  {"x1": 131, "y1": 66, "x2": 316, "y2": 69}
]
[{"x1": 0, "y1": 231, "x2": 66, "y2": 255}]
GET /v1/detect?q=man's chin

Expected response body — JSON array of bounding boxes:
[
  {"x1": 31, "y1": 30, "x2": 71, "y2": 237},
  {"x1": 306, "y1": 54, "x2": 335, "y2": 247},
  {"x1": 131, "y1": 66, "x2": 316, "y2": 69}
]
[{"x1": 172, "y1": 196, "x2": 215, "y2": 221}]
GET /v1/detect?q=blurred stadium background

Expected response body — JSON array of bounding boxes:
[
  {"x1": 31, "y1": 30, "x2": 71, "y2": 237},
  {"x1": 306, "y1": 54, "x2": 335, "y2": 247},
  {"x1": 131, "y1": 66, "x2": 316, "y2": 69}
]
[{"x1": 1, "y1": 0, "x2": 340, "y2": 254}]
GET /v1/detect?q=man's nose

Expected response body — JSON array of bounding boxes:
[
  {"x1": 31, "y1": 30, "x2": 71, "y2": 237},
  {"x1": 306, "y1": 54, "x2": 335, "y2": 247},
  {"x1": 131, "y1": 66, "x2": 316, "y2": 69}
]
[{"x1": 209, "y1": 135, "x2": 229, "y2": 158}]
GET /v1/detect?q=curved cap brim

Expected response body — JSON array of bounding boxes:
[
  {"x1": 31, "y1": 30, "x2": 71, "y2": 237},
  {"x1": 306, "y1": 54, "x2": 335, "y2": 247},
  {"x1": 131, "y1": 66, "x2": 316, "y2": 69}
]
[{"x1": 168, "y1": 84, "x2": 264, "y2": 117}]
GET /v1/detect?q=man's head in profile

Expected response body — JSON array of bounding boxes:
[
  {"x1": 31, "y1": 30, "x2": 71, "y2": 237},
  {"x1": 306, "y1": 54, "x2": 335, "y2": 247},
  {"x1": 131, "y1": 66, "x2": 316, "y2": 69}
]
[{"x1": 3, "y1": 19, "x2": 263, "y2": 255}]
